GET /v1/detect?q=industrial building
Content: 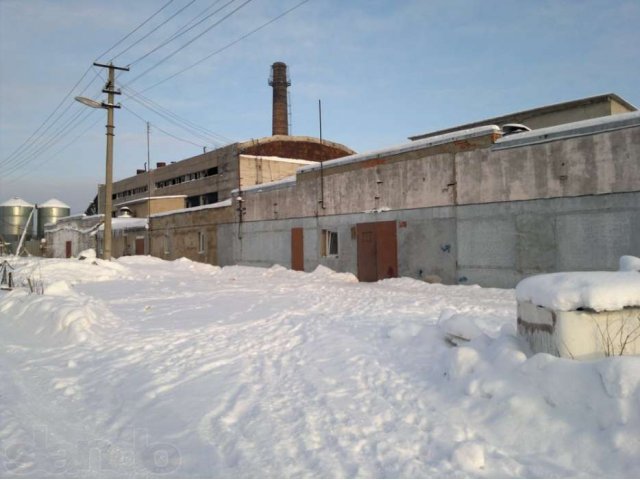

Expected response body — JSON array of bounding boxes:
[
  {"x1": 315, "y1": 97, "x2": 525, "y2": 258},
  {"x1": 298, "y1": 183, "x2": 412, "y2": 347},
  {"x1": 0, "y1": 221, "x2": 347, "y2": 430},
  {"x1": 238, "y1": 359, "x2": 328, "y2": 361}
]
[
  {"x1": 97, "y1": 62, "x2": 353, "y2": 220},
  {"x1": 218, "y1": 108, "x2": 639, "y2": 287},
  {"x1": 43, "y1": 61, "x2": 639, "y2": 288}
]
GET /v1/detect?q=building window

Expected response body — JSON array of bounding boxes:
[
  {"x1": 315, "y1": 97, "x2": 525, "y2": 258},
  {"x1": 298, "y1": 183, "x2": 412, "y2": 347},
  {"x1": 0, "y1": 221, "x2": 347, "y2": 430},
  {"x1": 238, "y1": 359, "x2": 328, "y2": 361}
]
[
  {"x1": 187, "y1": 195, "x2": 200, "y2": 208},
  {"x1": 198, "y1": 231, "x2": 206, "y2": 254},
  {"x1": 322, "y1": 229, "x2": 338, "y2": 257},
  {"x1": 154, "y1": 166, "x2": 218, "y2": 190},
  {"x1": 202, "y1": 192, "x2": 218, "y2": 205}
]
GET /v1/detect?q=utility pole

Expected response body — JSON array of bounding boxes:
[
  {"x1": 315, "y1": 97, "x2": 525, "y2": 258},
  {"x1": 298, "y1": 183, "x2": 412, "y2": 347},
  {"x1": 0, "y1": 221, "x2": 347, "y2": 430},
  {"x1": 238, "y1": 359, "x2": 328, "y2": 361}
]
[
  {"x1": 147, "y1": 121, "x2": 152, "y2": 253},
  {"x1": 92, "y1": 62, "x2": 129, "y2": 260}
]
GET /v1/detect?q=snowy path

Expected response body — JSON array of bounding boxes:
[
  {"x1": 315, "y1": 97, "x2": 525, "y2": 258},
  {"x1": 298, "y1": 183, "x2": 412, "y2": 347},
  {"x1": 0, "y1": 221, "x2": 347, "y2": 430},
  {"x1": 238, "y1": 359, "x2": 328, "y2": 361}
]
[{"x1": 1, "y1": 256, "x2": 639, "y2": 477}]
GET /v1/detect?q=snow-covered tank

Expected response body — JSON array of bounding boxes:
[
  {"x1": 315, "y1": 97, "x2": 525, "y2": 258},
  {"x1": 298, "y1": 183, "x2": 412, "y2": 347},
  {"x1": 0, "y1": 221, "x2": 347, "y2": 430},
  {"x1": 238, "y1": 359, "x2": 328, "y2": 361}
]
[
  {"x1": 37, "y1": 198, "x2": 71, "y2": 239},
  {"x1": 0, "y1": 197, "x2": 35, "y2": 248}
]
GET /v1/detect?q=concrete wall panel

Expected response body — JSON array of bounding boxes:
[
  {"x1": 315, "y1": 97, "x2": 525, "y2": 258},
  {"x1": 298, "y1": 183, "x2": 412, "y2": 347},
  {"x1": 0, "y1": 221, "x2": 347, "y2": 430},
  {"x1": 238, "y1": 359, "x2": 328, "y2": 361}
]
[{"x1": 556, "y1": 210, "x2": 638, "y2": 271}]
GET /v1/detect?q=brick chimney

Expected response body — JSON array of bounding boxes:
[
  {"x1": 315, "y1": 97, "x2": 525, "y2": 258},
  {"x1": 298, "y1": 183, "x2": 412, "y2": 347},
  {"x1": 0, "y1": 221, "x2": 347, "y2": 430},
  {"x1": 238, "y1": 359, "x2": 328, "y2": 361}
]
[{"x1": 269, "y1": 62, "x2": 291, "y2": 136}]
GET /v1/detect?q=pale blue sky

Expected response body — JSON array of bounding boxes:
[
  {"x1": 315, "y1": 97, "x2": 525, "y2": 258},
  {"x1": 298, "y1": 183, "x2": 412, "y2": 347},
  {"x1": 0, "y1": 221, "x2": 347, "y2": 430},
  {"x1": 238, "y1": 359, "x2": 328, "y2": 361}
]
[{"x1": 1, "y1": 0, "x2": 638, "y2": 213}]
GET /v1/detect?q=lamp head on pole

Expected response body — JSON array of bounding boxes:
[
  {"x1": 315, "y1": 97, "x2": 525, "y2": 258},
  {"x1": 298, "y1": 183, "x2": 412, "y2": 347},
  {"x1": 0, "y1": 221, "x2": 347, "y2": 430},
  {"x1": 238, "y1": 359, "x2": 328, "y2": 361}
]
[
  {"x1": 75, "y1": 96, "x2": 121, "y2": 110},
  {"x1": 75, "y1": 96, "x2": 103, "y2": 109}
]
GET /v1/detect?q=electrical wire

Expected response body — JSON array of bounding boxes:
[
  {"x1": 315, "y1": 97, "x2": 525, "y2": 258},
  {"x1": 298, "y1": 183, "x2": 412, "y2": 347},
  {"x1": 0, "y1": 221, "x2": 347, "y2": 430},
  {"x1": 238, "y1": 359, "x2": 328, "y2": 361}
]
[
  {"x1": 1, "y1": 106, "x2": 96, "y2": 178},
  {"x1": 122, "y1": 85, "x2": 234, "y2": 144},
  {"x1": 0, "y1": 66, "x2": 96, "y2": 167},
  {"x1": 126, "y1": 0, "x2": 237, "y2": 68},
  {"x1": 124, "y1": 0, "x2": 254, "y2": 86},
  {"x1": 94, "y1": 0, "x2": 176, "y2": 62},
  {"x1": 2, "y1": 1, "x2": 177, "y2": 172},
  {"x1": 124, "y1": 93, "x2": 228, "y2": 147},
  {"x1": 7, "y1": 111, "x2": 104, "y2": 184},
  {"x1": 168, "y1": 0, "x2": 225, "y2": 40},
  {"x1": 109, "y1": 0, "x2": 197, "y2": 62},
  {"x1": 136, "y1": 0, "x2": 311, "y2": 94},
  {"x1": 1, "y1": 70, "x2": 103, "y2": 169},
  {"x1": 123, "y1": 104, "x2": 205, "y2": 149}
]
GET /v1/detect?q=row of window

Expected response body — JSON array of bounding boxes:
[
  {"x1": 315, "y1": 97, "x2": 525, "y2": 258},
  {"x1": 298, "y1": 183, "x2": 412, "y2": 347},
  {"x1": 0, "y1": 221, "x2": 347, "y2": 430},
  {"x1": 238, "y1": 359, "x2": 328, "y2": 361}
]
[
  {"x1": 112, "y1": 185, "x2": 148, "y2": 200},
  {"x1": 155, "y1": 167, "x2": 218, "y2": 189},
  {"x1": 161, "y1": 229, "x2": 337, "y2": 258},
  {"x1": 186, "y1": 192, "x2": 218, "y2": 208}
]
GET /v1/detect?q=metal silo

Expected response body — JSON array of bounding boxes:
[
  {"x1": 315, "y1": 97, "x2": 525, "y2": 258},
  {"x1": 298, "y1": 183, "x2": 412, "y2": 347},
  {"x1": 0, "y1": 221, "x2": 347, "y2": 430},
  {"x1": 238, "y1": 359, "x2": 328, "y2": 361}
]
[
  {"x1": 0, "y1": 197, "x2": 35, "y2": 253},
  {"x1": 37, "y1": 198, "x2": 71, "y2": 239}
]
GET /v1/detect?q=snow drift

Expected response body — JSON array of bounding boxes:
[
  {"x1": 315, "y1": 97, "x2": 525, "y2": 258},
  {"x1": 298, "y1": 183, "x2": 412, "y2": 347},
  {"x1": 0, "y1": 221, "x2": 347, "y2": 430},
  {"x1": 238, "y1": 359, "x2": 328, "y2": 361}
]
[{"x1": 1, "y1": 256, "x2": 639, "y2": 477}]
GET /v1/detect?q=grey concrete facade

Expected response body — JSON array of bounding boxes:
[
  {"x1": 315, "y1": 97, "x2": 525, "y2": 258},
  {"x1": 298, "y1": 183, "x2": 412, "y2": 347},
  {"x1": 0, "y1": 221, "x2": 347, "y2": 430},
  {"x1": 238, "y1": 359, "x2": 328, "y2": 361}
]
[
  {"x1": 217, "y1": 112, "x2": 640, "y2": 288},
  {"x1": 219, "y1": 191, "x2": 640, "y2": 288}
]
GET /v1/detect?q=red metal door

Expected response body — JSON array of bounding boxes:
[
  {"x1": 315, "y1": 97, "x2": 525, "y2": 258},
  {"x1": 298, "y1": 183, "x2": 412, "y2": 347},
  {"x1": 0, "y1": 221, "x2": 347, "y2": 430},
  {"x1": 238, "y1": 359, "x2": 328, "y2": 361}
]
[
  {"x1": 135, "y1": 238, "x2": 145, "y2": 255},
  {"x1": 376, "y1": 221, "x2": 398, "y2": 280},
  {"x1": 65, "y1": 241, "x2": 72, "y2": 258},
  {"x1": 356, "y1": 223, "x2": 377, "y2": 282},
  {"x1": 356, "y1": 221, "x2": 398, "y2": 281},
  {"x1": 291, "y1": 227, "x2": 304, "y2": 271}
]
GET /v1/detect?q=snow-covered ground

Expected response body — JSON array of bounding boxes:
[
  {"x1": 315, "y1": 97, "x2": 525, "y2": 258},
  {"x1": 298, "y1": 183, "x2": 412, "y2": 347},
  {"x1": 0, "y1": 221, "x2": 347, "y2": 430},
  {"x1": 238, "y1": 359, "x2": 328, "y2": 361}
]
[{"x1": 1, "y1": 255, "x2": 639, "y2": 478}]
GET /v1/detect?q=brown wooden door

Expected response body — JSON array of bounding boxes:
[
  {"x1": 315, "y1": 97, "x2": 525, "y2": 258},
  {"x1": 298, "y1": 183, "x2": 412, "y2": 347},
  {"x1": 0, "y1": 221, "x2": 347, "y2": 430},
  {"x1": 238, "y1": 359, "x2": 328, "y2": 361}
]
[
  {"x1": 356, "y1": 224, "x2": 377, "y2": 282},
  {"x1": 291, "y1": 227, "x2": 304, "y2": 271},
  {"x1": 356, "y1": 221, "x2": 398, "y2": 281},
  {"x1": 65, "y1": 241, "x2": 72, "y2": 258},
  {"x1": 135, "y1": 237, "x2": 145, "y2": 255}
]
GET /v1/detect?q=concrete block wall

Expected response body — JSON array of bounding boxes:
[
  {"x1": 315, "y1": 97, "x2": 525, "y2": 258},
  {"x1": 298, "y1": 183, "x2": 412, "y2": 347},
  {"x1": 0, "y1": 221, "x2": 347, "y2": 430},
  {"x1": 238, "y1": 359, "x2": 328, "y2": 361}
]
[
  {"x1": 218, "y1": 191, "x2": 640, "y2": 288},
  {"x1": 150, "y1": 206, "x2": 233, "y2": 264}
]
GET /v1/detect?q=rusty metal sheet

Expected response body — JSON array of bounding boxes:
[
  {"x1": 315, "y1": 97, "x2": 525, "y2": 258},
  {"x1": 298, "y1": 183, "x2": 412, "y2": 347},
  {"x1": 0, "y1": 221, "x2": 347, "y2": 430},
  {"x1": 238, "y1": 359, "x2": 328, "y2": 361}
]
[
  {"x1": 291, "y1": 227, "x2": 304, "y2": 271},
  {"x1": 135, "y1": 238, "x2": 145, "y2": 255},
  {"x1": 356, "y1": 221, "x2": 397, "y2": 282}
]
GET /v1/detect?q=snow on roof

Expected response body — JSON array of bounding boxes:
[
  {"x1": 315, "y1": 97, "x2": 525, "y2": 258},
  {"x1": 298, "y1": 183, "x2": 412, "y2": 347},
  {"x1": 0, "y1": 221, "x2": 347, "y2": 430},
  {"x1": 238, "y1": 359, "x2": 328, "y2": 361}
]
[
  {"x1": 39, "y1": 198, "x2": 70, "y2": 209},
  {"x1": 297, "y1": 125, "x2": 501, "y2": 174},
  {"x1": 494, "y1": 111, "x2": 640, "y2": 150},
  {"x1": 235, "y1": 176, "x2": 297, "y2": 195},
  {"x1": 113, "y1": 195, "x2": 186, "y2": 208},
  {"x1": 516, "y1": 257, "x2": 640, "y2": 312},
  {"x1": 239, "y1": 154, "x2": 316, "y2": 165},
  {"x1": 150, "y1": 198, "x2": 232, "y2": 218},
  {"x1": 97, "y1": 217, "x2": 148, "y2": 231},
  {"x1": 0, "y1": 197, "x2": 34, "y2": 208}
]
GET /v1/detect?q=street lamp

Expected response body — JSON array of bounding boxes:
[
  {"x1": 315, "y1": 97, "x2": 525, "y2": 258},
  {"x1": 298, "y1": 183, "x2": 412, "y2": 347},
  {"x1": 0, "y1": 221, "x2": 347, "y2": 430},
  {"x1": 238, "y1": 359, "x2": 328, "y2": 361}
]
[{"x1": 75, "y1": 62, "x2": 128, "y2": 260}]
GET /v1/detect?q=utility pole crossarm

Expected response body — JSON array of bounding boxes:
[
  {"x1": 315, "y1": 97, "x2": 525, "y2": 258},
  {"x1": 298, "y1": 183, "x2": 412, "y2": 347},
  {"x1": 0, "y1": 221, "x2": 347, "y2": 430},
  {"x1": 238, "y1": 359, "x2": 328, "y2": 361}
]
[{"x1": 93, "y1": 62, "x2": 130, "y2": 72}]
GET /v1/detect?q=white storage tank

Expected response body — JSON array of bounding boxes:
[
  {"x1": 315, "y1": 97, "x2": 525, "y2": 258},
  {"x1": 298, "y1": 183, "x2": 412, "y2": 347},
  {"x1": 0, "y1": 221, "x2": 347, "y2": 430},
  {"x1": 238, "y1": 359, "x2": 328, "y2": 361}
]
[
  {"x1": 37, "y1": 198, "x2": 71, "y2": 239},
  {"x1": 0, "y1": 197, "x2": 35, "y2": 249}
]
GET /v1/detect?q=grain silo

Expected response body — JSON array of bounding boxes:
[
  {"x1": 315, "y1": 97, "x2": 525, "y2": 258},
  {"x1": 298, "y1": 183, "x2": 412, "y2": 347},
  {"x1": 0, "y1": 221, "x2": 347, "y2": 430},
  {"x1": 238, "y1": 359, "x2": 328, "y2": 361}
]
[
  {"x1": 37, "y1": 198, "x2": 71, "y2": 239},
  {"x1": 0, "y1": 197, "x2": 35, "y2": 252}
]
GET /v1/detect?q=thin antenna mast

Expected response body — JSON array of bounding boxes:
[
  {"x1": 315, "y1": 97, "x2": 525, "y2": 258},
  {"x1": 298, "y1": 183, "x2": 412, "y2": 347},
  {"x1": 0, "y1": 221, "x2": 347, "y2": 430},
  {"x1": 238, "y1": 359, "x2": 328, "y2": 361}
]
[{"x1": 319, "y1": 99, "x2": 325, "y2": 210}]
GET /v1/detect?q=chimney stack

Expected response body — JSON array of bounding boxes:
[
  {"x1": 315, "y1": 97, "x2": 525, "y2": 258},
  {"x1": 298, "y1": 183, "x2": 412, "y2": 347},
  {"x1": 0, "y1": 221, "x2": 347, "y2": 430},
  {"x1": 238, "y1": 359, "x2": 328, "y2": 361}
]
[{"x1": 269, "y1": 62, "x2": 291, "y2": 136}]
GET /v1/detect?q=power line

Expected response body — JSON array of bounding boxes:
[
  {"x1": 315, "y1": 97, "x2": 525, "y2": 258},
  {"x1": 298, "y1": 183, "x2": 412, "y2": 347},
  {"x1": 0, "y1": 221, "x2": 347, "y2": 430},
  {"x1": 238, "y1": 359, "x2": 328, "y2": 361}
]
[
  {"x1": 0, "y1": 66, "x2": 95, "y2": 167},
  {"x1": 137, "y1": 0, "x2": 311, "y2": 94},
  {"x1": 7, "y1": 112, "x2": 104, "y2": 183},
  {"x1": 2, "y1": 1, "x2": 173, "y2": 171},
  {"x1": 168, "y1": 0, "x2": 225, "y2": 40},
  {"x1": 1, "y1": 106, "x2": 97, "y2": 178},
  {"x1": 123, "y1": 85, "x2": 234, "y2": 144},
  {"x1": 123, "y1": 104, "x2": 205, "y2": 149},
  {"x1": 1, "y1": 72, "x2": 104, "y2": 172},
  {"x1": 127, "y1": 0, "x2": 237, "y2": 68},
  {"x1": 124, "y1": 0, "x2": 254, "y2": 87},
  {"x1": 124, "y1": 92, "x2": 229, "y2": 147},
  {"x1": 94, "y1": 0, "x2": 176, "y2": 62},
  {"x1": 109, "y1": 0, "x2": 197, "y2": 62}
]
